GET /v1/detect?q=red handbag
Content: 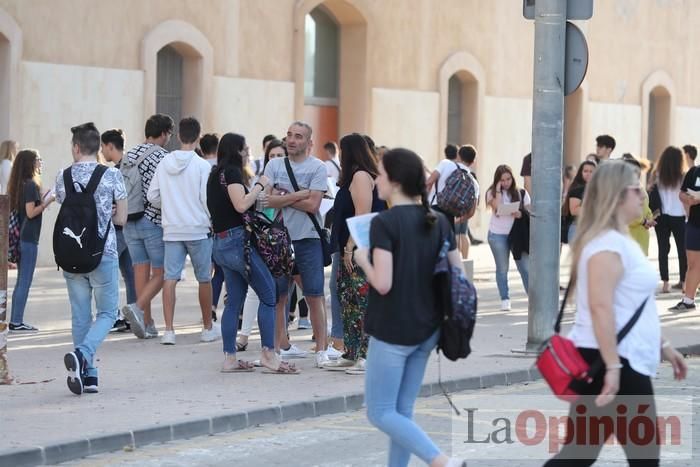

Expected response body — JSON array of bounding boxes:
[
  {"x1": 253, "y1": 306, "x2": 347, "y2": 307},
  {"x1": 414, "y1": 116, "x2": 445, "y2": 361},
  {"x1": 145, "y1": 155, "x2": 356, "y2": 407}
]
[{"x1": 536, "y1": 283, "x2": 647, "y2": 401}]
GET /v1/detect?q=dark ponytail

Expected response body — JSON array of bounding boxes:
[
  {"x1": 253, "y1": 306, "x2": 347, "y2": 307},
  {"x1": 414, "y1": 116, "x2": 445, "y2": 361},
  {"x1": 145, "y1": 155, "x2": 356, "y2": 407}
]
[
  {"x1": 382, "y1": 147, "x2": 437, "y2": 229},
  {"x1": 421, "y1": 190, "x2": 438, "y2": 228}
]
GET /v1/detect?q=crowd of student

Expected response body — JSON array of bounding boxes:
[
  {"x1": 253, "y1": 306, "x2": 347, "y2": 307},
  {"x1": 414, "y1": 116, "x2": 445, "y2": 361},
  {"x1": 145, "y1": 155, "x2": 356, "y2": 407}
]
[{"x1": 2, "y1": 120, "x2": 697, "y2": 466}]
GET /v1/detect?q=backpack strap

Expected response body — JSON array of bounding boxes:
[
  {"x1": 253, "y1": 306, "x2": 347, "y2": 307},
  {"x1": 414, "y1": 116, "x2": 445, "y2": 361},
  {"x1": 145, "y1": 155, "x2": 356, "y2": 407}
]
[
  {"x1": 63, "y1": 167, "x2": 76, "y2": 195},
  {"x1": 85, "y1": 164, "x2": 109, "y2": 194},
  {"x1": 127, "y1": 144, "x2": 161, "y2": 169}
]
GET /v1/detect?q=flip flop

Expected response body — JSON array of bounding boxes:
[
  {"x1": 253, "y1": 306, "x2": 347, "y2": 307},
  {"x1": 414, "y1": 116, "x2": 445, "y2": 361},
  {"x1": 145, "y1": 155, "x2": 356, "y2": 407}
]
[
  {"x1": 236, "y1": 341, "x2": 248, "y2": 352},
  {"x1": 262, "y1": 361, "x2": 300, "y2": 375},
  {"x1": 221, "y1": 359, "x2": 256, "y2": 373}
]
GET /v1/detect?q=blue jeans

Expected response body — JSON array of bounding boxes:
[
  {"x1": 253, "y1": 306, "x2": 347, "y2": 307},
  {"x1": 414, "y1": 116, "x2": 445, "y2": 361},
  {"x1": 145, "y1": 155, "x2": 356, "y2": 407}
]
[
  {"x1": 213, "y1": 227, "x2": 276, "y2": 352},
  {"x1": 117, "y1": 230, "x2": 136, "y2": 304},
  {"x1": 212, "y1": 258, "x2": 224, "y2": 308},
  {"x1": 487, "y1": 231, "x2": 529, "y2": 300},
  {"x1": 10, "y1": 241, "x2": 38, "y2": 324},
  {"x1": 63, "y1": 256, "x2": 119, "y2": 378},
  {"x1": 330, "y1": 251, "x2": 343, "y2": 339},
  {"x1": 365, "y1": 330, "x2": 441, "y2": 466}
]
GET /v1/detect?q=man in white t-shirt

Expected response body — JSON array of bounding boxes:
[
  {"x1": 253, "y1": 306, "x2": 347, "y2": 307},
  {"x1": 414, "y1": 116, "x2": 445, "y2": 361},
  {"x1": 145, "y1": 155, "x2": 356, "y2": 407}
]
[
  {"x1": 321, "y1": 141, "x2": 341, "y2": 183},
  {"x1": 426, "y1": 144, "x2": 471, "y2": 228}
]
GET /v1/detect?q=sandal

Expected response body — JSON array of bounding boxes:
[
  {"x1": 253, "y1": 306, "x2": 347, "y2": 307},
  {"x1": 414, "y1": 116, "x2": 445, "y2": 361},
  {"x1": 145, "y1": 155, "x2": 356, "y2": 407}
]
[
  {"x1": 221, "y1": 358, "x2": 255, "y2": 373},
  {"x1": 236, "y1": 341, "x2": 248, "y2": 352},
  {"x1": 262, "y1": 360, "x2": 300, "y2": 375}
]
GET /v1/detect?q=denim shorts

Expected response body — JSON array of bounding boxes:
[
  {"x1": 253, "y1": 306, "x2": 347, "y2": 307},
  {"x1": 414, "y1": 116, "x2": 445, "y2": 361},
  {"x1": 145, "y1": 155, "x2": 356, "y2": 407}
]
[
  {"x1": 291, "y1": 238, "x2": 325, "y2": 297},
  {"x1": 164, "y1": 238, "x2": 213, "y2": 282},
  {"x1": 124, "y1": 217, "x2": 165, "y2": 268},
  {"x1": 455, "y1": 220, "x2": 468, "y2": 235}
]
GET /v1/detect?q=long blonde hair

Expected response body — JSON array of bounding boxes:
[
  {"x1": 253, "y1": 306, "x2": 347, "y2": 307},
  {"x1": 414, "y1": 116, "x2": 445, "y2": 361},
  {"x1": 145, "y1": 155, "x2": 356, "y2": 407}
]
[
  {"x1": 569, "y1": 161, "x2": 640, "y2": 291},
  {"x1": 0, "y1": 140, "x2": 18, "y2": 162}
]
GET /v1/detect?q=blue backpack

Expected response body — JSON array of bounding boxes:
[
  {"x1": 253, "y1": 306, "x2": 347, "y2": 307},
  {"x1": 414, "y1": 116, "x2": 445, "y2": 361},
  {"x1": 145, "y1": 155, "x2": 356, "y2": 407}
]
[{"x1": 434, "y1": 229, "x2": 478, "y2": 361}]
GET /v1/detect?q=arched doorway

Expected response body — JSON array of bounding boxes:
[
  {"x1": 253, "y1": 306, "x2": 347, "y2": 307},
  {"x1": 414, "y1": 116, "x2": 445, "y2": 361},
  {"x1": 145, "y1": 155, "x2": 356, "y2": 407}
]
[
  {"x1": 295, "y1": 0, "x2": 368, "y2": 146},
  {"x1": 446, "y1": 71, "x2": 478, "y2": 146},
  {"x1": 142, "y1": 20, "x2": 213, "y2": 132},
  {"x1": 647, "y1": 86, "x2": 671, "y2": 161},
  {"x1": 563, "y1": 87, "x2": 584, "y2": 167},
  {"x1": 641, "y1": 70, "x2": 675, "y2": 162}
]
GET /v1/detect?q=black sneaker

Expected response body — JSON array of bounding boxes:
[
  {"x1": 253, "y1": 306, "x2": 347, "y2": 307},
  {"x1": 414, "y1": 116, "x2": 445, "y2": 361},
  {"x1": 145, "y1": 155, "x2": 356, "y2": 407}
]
[
  {"x1": 83, "y1": 376, "x2": 98, "y2": 393},
  {"x1": 669, "y1": 301, "x2": 696, "y2": 312},
  {"x1": 110, "y1": 319, "x2": 129, "y2": 333},
  {"x1": 9, "y1": 323, "x2": 39, "y2": 332},
  {"x1": 64, "y1": 349, "x2": 87, "y2": 395},
  {"x1": 211, "y1": 309, "x2": 218, "y2": 323},
  {"x1": 471, "y1": 238, "x2": 484, "y2": 246}
]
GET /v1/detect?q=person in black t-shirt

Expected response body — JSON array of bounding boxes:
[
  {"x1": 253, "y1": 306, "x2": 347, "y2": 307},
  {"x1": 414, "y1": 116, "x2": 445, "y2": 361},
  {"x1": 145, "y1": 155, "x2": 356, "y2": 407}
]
[
  {"x1": 563, "y1": 160, "x2": 596, "y2": 242},
  {"x1": 670, "y1": 164, "x2": 700, "y2": 311},
  {"x1": 7, "y1": 149, "x2": 55, "y2": 331},
  {"x1": 207, "y1": 133, "x2": 297, "y2": 374},
  {"x1": 353, "y1": 148, "x2": 466, "y2": 467}
]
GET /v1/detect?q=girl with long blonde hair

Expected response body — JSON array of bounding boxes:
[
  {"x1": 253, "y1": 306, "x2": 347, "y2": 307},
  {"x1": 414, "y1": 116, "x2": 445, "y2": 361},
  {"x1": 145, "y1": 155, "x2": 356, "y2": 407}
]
[{"x1": 546, "y1": 161, "x2": 687, "y2": 465}]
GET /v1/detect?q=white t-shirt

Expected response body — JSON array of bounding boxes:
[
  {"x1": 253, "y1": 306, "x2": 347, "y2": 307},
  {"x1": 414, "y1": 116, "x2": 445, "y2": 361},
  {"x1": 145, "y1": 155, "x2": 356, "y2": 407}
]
[
  {"x1": 324, "y1": 158, "x2": 341, "y2": 181},
  {"x1": 434, "y1": 159, "x2": 469, "y2": 194},
  {"x1": 658, "y1": 184, "x2": 685, "y2": 216},
  {"x1": 486, "y1": 189, "x2": 531, "y2": 235},
  {"x1": 568, "y1": 229, "x2": 661, "y2": 377}
]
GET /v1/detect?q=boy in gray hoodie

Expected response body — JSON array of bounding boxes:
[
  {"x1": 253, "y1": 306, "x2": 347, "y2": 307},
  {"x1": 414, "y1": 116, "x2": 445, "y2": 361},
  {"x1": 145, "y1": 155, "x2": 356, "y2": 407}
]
[{"x1": 147, "y1": 117, "x2": 220, "y2": 345}]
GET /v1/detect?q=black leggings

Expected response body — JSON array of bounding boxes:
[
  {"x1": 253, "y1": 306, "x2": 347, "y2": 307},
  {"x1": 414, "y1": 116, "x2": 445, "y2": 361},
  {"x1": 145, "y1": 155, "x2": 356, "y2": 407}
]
[
  {"x1": 544, "y1": 348, "x2": 659, "y2": 466},
  {"x1": 654, "y1": 215, "x2": 687, "y2": 283}
]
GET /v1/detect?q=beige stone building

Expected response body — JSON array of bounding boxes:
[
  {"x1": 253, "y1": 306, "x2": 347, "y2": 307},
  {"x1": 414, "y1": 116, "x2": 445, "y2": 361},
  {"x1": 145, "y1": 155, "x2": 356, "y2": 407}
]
[{"x1": 1, "y1": 0, "x2": 699, "y2": 264}]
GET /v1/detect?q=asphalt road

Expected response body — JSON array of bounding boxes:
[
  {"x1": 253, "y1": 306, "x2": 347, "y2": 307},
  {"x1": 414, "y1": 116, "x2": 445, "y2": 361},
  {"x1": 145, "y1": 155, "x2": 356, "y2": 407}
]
[{"x1": 61, "y1": 359, "x2": 700, "y2": 467}]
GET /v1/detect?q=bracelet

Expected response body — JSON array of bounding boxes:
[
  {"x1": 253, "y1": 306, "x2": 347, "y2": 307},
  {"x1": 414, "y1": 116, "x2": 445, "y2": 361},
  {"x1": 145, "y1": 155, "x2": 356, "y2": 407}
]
[
  {"x1": 606, "y1": 363, "x2": 623, "y2": 370},
  {"x1": 254, "y1": 182, "x2": 265, "y2": 190}
]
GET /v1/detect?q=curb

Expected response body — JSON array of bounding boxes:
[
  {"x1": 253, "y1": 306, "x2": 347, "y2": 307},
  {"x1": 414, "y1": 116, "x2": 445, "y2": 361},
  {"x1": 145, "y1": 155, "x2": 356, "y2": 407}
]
[
  {"x1": 0, "y1": 366, "x2": 541, "y2": 467},
  {"x1": 3, "y1": 344, "x2": 698, "y2": 467}
]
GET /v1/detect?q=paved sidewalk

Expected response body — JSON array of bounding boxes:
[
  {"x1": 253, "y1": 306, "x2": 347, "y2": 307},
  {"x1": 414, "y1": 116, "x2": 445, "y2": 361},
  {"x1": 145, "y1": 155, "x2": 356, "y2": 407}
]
[{"x1": 1, "y1": 240, "x2": 698, "y2": 466}]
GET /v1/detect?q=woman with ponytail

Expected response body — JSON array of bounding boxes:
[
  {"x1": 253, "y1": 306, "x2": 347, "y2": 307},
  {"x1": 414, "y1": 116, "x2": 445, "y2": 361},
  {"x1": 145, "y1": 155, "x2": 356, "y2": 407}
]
[
  {"x1": 486, "y1": 164, "x2": 530, "y2": 311},
  {"x1": 354, "y1": 148, "x2": 467, "y2": 467}
]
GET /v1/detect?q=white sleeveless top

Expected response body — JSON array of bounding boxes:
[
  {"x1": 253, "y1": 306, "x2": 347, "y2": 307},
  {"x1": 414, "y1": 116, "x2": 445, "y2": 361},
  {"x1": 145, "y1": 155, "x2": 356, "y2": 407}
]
[{"x1": 568, "y1": 229, "x2": 661, "y2": 376}]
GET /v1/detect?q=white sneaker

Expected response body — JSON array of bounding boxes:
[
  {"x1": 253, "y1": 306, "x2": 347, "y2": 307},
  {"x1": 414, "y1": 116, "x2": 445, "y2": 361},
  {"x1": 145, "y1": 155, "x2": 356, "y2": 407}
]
[
  {"x1": 345, "y1": 358, "x2": 366, "y2": 375},
  {"x1": 322, "y1": 357, "x2": 355, "y2": 370},
  {"x1": 326, "y1": 345, "x2": 343, "y2": 360},
  {"x1": 161, "y1": 330, "x2": 176, "y2": 345},
  {"x1": 315, "y1": 350, "x2": 330, "y2": 368},
  {"x1": 201, "y1": 324, "x2": 222, "y2": 343},
  {"x1": 500, "y1": 299, "x2": 511, "y2": 311},
  {"x1": 279, "y1": 344, "x2": 308, "y2": 359}
]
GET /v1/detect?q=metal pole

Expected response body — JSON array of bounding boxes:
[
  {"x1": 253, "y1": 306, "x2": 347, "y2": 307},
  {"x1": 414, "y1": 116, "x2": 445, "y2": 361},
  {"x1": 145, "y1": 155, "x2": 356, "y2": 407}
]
[
  {"x1": 0, "y1": 194, "x2": 11, "y2": 383},
  {"x1": 526, "y1": 0, "x2": 567, "y2": 351}
]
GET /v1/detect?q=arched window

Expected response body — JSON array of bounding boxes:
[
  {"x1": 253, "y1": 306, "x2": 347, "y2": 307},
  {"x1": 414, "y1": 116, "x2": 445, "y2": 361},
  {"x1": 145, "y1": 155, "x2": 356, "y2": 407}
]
[
  {"x1": 156, "y1": 45, "x2": 183, "y2": 150},
  {"x1": 141, "y1": 20, "x2": 213, "y2": 132},
  {"x1": 0, "y1": 33, "x2": 10, "y2": 141},
  {"x1": 304, "y1": 7, "x2": 339, "y2": 101},
  {"x1": 647, "y1": 86, "x2": 671, "y2": 161},
  {"x1": 446, "y1": 71, "x2": 478, "y2": 146},
  {"x1": 295, "y1": 0, "x2": 368, "y2": 145},
  {"x1": 303, "y1": 6, "x2": 340, "y2": 146}
]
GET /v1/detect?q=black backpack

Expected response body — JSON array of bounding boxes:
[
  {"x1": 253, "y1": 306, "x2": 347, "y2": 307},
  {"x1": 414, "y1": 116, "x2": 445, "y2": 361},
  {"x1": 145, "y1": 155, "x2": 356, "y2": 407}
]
[{"x1": 53, "y1": 165, "x2": 111, "y2": 273}]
